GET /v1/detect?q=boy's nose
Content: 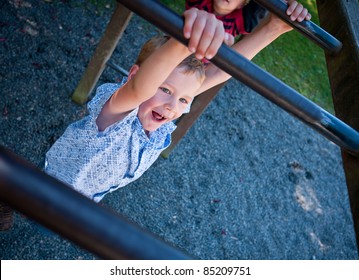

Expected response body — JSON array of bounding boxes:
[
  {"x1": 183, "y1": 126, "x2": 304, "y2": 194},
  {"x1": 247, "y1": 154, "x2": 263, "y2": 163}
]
[
  {"x1": 165, "y1": 104, "x2": 175, "y2": 113},
  {"x1": 165, "y1": 102, "x2": 177, "y2": 117}
]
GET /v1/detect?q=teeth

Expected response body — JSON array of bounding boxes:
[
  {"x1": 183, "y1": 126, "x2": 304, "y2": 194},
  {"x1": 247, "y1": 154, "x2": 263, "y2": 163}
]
[{"x1": 153, "y1": 111, "x2": 165, "y2": 120}]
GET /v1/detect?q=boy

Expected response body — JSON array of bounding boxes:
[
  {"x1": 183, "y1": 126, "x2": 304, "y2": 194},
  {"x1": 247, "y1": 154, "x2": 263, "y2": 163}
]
[{"x1": 45, "y1": 9, "x2": 230, "y2": 202}]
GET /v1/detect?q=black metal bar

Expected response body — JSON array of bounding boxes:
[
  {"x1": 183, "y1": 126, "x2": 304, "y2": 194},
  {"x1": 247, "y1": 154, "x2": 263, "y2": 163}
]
[
  {"x1": 0, "y1": 146, "x2": 191, "y2": 260},
  {"x1": 254, "y1": 0, "x2": 342, "y2": 54},
  {"x1": 116, "y1": 0, "x2": 359, "y2": 156}
]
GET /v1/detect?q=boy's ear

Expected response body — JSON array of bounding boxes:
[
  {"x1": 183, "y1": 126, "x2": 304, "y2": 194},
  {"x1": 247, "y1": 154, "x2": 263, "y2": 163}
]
[{"x1": 128, "y1": 64, "x2": 140, "y2": 80}]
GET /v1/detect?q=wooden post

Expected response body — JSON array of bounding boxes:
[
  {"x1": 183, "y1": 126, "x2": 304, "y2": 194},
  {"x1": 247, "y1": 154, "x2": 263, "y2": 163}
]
[
  {"x1": 72, "y1": 3, "x2": 133, "y2": 105},
  {"x1": 316, "y1": 0, "x2": 359, "y2": 253}
]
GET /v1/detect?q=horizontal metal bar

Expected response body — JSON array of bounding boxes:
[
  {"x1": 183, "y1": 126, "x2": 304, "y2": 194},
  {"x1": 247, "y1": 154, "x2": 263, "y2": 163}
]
[
  {"x1": 0, "y1": 146, "x2": 191, "y2": 260},
  {"x1": 116, "y1": 0, "x2": 359, "y2": 156},
  {"x1": 254, "y1": 0, "x2": 342, "y2": 54}
]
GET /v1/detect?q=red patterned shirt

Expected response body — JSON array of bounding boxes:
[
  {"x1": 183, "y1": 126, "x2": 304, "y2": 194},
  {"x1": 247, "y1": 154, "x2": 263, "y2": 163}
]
[{"x1": 185, "y1": 0, "x2": 266, "y2": 37}]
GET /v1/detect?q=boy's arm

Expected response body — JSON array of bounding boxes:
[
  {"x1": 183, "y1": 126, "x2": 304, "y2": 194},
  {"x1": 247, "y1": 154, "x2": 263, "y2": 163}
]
[
  {"x1": 197, "y1": 0, "x2": 311, "y2": 94},
  {"x1": 196, "y1": 14, "x2": 287, "y2": 94}
]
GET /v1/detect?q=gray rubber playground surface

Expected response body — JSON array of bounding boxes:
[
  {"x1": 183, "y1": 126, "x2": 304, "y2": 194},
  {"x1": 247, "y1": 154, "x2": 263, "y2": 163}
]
[{"x1": 0, "y1": 0, "x2": 358, "y2": 259}]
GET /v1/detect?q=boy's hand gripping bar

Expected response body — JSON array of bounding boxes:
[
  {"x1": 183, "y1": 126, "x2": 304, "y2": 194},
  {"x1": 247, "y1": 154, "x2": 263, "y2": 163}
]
[
  {"x1": 253, "y1": 0, "x2": 342, "y2": 54},
  {"x1": 116, "y1": 0, "x2": 359, "y2": 156}
]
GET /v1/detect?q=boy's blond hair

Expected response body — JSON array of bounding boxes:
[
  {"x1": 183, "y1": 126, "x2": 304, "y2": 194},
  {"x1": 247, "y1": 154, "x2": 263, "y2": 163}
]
[{"x1": 135, "y1": 35, "x2": 205, "y2": 83}]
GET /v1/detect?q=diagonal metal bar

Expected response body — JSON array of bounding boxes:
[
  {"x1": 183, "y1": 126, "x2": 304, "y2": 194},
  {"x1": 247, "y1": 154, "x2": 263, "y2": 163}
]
[
  {"x1": 0, "y1": 146, "x2": 191, "y2": 260},
  {"x1": 254, "y1": 0, "x2": 343, "y2": 54},
  {"x1": 117, "y1": 0, "x2": 359, "y2": 156}
]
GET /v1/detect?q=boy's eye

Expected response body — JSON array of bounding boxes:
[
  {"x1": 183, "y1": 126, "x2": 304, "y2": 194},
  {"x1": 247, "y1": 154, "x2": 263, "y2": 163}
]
[
  {"x1": 179, "y1": 98, "x2": 188, "y2": 104},
  {"x1": 160, "y1": 87, "x2": 171, "y2": 94}
]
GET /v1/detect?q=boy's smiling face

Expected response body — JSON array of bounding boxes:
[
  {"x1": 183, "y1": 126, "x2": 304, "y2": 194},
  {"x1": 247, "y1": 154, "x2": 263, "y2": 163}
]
[
  {"x1": 213, "y1": 0, "x2": 248, "y2": 16},
  {"x1": 138, "y1": 67, "x2": 202, "y2": 133}
]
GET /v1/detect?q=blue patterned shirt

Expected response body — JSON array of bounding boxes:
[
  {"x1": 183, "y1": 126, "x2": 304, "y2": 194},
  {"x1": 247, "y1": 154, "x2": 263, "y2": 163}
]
[{"x1": 45, "y1": 80, "x2": 176, "y2": 202}]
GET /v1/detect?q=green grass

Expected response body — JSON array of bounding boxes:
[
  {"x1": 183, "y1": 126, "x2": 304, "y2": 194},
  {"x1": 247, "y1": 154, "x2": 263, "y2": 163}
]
[
  {"x1": 159, "y1": 0, "x2": 333, "y2": 113},
  {"x1": 252, "y1": 0, "x2": 333, "y2": 112},
  {"x1": 160, "y1": 0, "x2": 186, "y2": 13}
]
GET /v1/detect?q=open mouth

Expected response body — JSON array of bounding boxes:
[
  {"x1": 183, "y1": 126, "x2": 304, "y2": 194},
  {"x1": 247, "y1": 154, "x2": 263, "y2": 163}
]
[{"x1": 152, "y1": 111, "x2": 167, "y2": 122}]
